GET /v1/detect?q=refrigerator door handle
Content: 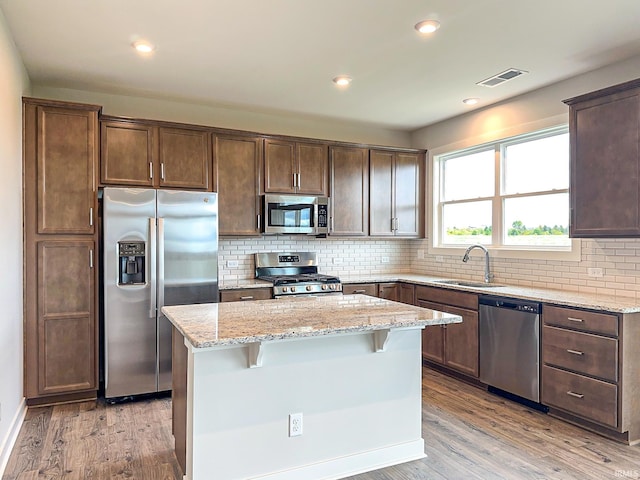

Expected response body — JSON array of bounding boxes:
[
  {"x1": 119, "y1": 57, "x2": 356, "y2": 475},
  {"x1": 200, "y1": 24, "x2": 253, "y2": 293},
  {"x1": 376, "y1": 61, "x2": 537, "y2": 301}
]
[
  {"x1": 149, "y1": 217, "x2": 157, "y2": 319},
  {"x1": 158, "y1": 217, "x2": 165, "y2": 312}
]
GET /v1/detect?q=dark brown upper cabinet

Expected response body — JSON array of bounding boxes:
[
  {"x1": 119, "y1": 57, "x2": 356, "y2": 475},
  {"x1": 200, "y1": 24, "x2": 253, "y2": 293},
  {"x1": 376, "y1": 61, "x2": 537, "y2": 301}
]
[
  {"x1": 369, "y1": 150, "x2": 422, "y2": 237},
  {"x1": 329, "y1": 146, "x2": 369, "y2": 236},
  {"x1": 264, "y1": 139, "x2": 328, "y2": 195},
  {"x1": 216, "y1": 134, "x2": 263, "y2": 236},
  {"x1": 564, "y1": 78, "x2": 640, "y2": 237},
  {"x1": 101, "y1": 118, "x2": 213, "y2": 191}
]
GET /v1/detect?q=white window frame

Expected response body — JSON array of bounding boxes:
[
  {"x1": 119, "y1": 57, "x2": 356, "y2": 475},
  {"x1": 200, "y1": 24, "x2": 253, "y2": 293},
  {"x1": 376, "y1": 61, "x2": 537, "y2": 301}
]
[{"x1": 429, "y1": 125, "x2": 581, "y2": 261}]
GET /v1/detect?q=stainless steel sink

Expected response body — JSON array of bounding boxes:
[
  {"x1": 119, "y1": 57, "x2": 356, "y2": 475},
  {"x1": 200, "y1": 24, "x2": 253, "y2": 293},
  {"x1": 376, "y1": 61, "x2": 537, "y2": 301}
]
[{"x1": 435, "y1": 280, "x2": 503, "y2": 288}]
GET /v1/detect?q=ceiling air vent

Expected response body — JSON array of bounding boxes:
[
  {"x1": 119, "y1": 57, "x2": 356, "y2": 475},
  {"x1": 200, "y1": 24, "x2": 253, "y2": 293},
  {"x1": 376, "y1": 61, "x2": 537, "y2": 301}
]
[{"x1": 477, "y1": 68, "x2": 528, "y2": 88}]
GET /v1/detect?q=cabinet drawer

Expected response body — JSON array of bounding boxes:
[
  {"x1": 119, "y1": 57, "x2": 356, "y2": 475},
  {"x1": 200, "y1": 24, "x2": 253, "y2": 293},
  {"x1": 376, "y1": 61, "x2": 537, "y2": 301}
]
[
  {"x1": 415, "y1": 285, "x2": 477, "y2": 310},
  {"x1": 343, "y1": 283, "x2": 378, "y2": 296},
  {"x1": 543, "y1": 326, "x2": 618, "y2": 382},
  {"x1": 542, "y1": 365, "x2": 617, "y2": 428},
  {"x1": 543, "y1": 305, "x2": 618, "y2": 336},
  {"x1": 220, "y1": 288, "x2": 272, "y2": 302}
]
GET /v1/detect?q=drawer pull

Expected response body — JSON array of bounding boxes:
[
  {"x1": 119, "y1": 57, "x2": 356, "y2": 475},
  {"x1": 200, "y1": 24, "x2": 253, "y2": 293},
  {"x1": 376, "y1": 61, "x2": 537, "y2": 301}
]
[
  {"x1": 353, "y1": 289, "x2": 366, "y2": 294},
  {"x1": 567, "y1": 317, "x2": 584, "y2": 323},
  {"x1": 566, "y1": 349, "x2": 584, "y2": 356},
  {"x1": 240, "y1": 296, "x2": 254, "y2": 300},
  {"x1": 566, "y1": 391, "x2": 585, "y2": 399}
]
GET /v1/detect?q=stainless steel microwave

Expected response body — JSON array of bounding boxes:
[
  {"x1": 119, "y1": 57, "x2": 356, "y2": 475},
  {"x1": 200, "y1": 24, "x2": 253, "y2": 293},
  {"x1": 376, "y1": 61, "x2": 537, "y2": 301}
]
[{"x1": 263, "y1": 194, "x2": 329, "y2": 235}]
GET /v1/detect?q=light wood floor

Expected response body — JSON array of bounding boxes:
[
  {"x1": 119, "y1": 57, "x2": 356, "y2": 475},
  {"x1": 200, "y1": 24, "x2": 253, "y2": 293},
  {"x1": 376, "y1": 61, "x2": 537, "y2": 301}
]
[{"x1": 4, "y1": 368, "x2": 640, "y2": 479}]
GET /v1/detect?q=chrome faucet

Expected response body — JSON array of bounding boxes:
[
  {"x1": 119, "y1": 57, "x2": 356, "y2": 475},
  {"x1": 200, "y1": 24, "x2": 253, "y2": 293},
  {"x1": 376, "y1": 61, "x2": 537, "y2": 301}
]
[{"x1": 462, "y1": 244, "x2": 493, "y2": 283}]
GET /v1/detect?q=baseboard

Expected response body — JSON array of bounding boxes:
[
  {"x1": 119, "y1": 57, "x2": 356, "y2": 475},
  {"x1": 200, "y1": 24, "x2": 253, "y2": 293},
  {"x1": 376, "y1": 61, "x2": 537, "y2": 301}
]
[
  {"x1": 0, "y1": 397, "x2": 27, "y2": 477},
  {"x1": 243, "y1": 439, "x2": 426, "y2": 480}
]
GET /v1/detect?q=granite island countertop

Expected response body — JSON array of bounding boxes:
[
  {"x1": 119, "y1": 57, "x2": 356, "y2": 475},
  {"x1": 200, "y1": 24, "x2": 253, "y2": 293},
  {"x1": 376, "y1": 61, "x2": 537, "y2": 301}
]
[{"x1": 162, "y1": 294, "x2": 462, "y2": 349}]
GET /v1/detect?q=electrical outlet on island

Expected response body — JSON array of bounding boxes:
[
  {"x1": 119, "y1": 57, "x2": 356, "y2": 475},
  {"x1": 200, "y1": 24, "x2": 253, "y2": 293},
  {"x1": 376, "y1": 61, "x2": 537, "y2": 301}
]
[{"x1": 289, "y1": 412, "x2": 303, "y2": 437}]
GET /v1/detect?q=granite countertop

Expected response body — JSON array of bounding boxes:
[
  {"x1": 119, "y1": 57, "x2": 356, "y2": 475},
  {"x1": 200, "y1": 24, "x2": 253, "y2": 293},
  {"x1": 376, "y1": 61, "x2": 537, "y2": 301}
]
[
  {"x1": 220, "y1": 273, "x2": 640, "y2": 313},
  {"x1": 219, "y1": 278, "x2": 273, "y2": 290},
  {"x1": 339, "y1": 273, "x2": 640, "y2": 314},
  {"x1": 162, "y1": 294, "x2": 462, "y2": 349}
]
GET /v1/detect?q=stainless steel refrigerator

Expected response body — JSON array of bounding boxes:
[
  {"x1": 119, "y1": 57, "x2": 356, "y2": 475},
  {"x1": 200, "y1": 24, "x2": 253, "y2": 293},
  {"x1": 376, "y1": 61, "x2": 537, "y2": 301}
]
[{"x1": 102, "y1": 187, "x2": 218, "y2": 400}]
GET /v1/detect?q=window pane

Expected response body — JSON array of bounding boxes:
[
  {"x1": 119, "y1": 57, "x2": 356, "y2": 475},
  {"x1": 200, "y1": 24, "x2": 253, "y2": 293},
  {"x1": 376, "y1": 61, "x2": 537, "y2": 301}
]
[
  {"x1": 442, "y1": 201, "x2": 492, "y2": 245},
  {"x1": 443, "y1": 149, "x2": 494, "y2": 201},
  {"x1": 503, "y1": 133, "x2": 569, "y2": 194},
  {"x1": 504, "y1": 193, "x2": 570, "y2": 247}
]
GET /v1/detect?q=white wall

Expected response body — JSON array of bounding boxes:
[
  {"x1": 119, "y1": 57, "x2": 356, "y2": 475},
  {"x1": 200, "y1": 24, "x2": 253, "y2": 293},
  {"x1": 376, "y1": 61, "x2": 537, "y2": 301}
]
[
  {"x1": 410, "y1": 55, "x2": 640, "y2": 299},
  {"x1": 32, "y1": 85, "x2": 412, "y2": 148},
  {"x1": 0, "y1": 7, "x2": 30, "y2": 473}
]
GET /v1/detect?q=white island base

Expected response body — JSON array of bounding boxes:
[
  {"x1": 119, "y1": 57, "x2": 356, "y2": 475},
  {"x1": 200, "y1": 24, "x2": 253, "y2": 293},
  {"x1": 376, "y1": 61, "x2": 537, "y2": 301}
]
[
  {"x1": 176, "y1": 328, "x2": 425, "y2": 480},
  {"x1": 165, "y1": 296, "x2": 461, "y2": 480}
]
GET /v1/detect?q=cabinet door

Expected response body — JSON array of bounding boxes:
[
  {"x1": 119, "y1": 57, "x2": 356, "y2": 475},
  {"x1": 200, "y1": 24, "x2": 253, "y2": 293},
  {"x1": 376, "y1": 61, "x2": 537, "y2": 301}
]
[
  {"x1": 216, "y1": 135, "x2": 263, "y2": 235},
  {"x1": 417, "y1": 300, "x2": 445, "y2": 363},
  {"x1": 569, "y1": 88, "x2": 640, "y2": 236},
  {"x1": 158, "y1": 127, "x2": 211, "y2": 190},
  {"x1": 369, "y1": 150, "x2": 394, "y2": 236},
  {"x1": 297, "y1": 142, "x2": 328, "y2": 195},
  {"x1": 399, "y1": 283, "x2": 415, "y2": 305},
  {"x1": 264, "y1": 139, "x2": 297, "y2": 193},
  {"x1": 36, "y1": 240, "x2": 96, "y2": 395},
  {"x1": 442, "y1": 306, "x2": 479, "y2": 377},
  {"x1": 377, "y1": 283, "x2": 399, "y2": 301},
  {"x1": 101, "y1": 121, "x2": 155, "y2": 186},
  {"x1": 36, "y1": 105, "x2": 97, "y2": 234},
  {"x1": 395, "y1": 153, "x2": 421, "y2": 237},
  {"x1": 330, "y1": 146, "x2": 369, "y2": 235}
]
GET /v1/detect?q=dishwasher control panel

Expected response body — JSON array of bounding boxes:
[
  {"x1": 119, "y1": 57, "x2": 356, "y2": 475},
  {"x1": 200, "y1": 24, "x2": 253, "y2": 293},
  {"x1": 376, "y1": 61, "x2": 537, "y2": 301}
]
[{"x1": 479, "y1": 295, "x2": 540, "y2": 314}]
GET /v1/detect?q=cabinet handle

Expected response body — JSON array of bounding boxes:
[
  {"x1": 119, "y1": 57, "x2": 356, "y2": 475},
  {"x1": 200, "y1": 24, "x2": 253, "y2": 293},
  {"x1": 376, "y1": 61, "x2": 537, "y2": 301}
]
[
  {"x1": 240, "y1": 296, "x2": 254, "y2": 301},
  {"x1": 89, "y1": 207, "x2": 93, "y2": 227},
  {"x1": 257, "y1": 214, "x2": 261, "y2": 230},
  {"x1": 149, "y1": 162, "x2": 153, "y2": 179},
  {"x1": 395, "y1": 218, "x2": 399, "y2": 231},
  {"x1": 292, "y1": 173, "x2": 296, "y2": 188},
  {"x1": 161, "y1": 163, "x2": 165, "y2": 180},
  {"x1": 89, "y1": 249, "x2": 94, "y2": 269},
  {"x1": 566, "y1": 391, "x2": 584, "y2": 399},
  {"x1": 353, "y1": 289, "x2": 366, "y2": 294},
  {"x1": 566, "y1": 349, "x2": 584, "y2": 356},
  {"x1": 297, "y1": 173, "x2": 301, "y2": 188},
  {"x1": 567, "y1": 317, "x2": 584, "y2": 323},
  {"x1": 390, "y1": 218, "x2": 395, "y2": 231}
]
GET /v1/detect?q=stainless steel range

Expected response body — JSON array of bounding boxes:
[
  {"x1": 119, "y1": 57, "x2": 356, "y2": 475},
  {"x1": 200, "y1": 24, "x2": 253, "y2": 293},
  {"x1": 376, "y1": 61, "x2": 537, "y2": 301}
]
[{"x1": 255, "y1": 252, "x2": 342, "y2": 297}]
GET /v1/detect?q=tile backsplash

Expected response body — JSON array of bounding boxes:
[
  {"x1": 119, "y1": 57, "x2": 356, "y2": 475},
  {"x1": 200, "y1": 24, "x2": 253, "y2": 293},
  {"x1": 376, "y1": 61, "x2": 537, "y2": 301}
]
[
  {"x1": 220, "y1": 236, "x2": 640, "y2": 299},
  {"x1": 219, "y1": 236, "x2": 413, "y2": 283}
]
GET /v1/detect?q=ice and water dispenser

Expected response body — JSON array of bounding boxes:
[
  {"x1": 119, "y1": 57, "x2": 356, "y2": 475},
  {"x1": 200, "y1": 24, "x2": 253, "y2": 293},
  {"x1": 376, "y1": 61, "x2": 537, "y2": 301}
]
[{"x1": 118, "y1": 241, "x2": 146, "y2": 285}]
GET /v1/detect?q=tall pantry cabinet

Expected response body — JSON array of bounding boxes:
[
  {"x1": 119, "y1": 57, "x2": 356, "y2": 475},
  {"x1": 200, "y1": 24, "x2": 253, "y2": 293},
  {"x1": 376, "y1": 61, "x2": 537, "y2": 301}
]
[{"x1": 23, "y1": 98, "x2": 100, "y2": 405}]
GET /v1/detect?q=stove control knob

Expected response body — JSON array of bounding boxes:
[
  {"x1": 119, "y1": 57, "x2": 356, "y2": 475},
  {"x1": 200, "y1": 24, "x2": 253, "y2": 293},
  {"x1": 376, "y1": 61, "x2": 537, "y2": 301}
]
[
  {"x1": 330, "y1": 284, "x2": 336, "y2": 290},
  {"x1": 306, "y1": 285, "x2": 312, "y2": 292},
  {"x1": 291, "y1": 286, "x2": 296, "y2": 293},
  {"x1": 322, "y1": 285, "x2": 328, "y2": 290},
  {"x1": 282, "y1": 287, "x2": 288, "y2": 293}
]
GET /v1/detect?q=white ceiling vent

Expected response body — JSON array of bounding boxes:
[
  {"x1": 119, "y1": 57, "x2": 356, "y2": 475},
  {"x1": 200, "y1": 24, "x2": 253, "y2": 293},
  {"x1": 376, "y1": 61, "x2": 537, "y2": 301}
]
[{"x1": 476, "y1": 68, "x2": 528, "y2": 88}]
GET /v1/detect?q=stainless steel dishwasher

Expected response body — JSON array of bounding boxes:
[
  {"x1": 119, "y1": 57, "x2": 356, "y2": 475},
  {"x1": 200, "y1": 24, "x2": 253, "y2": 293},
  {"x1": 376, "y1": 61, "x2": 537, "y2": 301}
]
[{"x1": 479, "y1": 295, "x2": 541, "y2": 403}]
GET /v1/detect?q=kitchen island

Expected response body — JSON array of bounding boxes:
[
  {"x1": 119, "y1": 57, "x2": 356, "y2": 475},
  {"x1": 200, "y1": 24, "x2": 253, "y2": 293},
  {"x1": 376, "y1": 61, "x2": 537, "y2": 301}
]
[{"x1": 163, "y1": 294, "x2": 461, "y2": 480}]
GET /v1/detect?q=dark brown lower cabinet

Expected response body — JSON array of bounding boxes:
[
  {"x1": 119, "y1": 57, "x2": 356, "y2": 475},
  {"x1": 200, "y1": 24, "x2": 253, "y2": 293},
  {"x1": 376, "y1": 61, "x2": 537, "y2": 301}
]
[
  {"x1": 541, "y1": 304, "x2": 640, "y2": 444},
  {"x1": 418, "y1": 300, "x2": 479, "y2": 377},
  {"x1": 415, "y1": 285, "x2": 479, "y2": 378}
]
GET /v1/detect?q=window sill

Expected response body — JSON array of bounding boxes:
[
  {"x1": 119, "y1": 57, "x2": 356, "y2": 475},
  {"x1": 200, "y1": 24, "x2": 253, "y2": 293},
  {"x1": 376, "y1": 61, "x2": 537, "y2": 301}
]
[{"x1": 428, "y1": 239, "x2": 581, "y2": 262}]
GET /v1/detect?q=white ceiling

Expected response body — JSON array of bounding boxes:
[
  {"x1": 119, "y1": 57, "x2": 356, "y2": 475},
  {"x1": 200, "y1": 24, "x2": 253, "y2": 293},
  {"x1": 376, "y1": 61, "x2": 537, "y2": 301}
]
[{"x1": 2, "y1": 0, "x2": 640, "y2": 130}]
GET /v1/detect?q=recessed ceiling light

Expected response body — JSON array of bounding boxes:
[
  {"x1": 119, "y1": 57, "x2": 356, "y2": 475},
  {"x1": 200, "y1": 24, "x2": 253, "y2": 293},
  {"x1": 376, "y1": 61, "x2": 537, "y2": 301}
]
[
  {"x1": 333, "y1": 75, "x2": 352, "y2": 87},
  {"x1": 132, "y1": 40, "x2": 155, "y2": 54},
  {"x1": 463, "y1": 98, "x2": 479, "y2": 105},
  {"x1": 414, "y1": 20, "x2": 441, "y2": 34}
]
